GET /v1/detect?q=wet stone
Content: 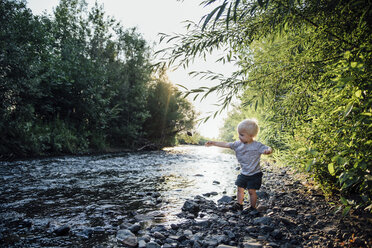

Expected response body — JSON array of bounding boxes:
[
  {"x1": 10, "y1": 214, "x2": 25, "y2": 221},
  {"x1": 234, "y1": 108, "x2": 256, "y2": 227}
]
[
  {"x1": 252, "y1": 217, "x2": 273, "y2": 226},
  {"x1": 203, "y1": 238, "x2": 219, "y2": 247},
  {"x1": 213, "y1": 234, "x2": 228, "y2": 243},
  {"x1": 2, "y1": 233, "x2": 20, "y2": 244},
  {"x1": 217, "y1": 245, "x2": 237, "y2": 248},
  {"x1": 277, "y1": 216, "x2": 296, "y2": 226},
  {"x1": 271, "y1": 229, "x2": 283, "y2": 240},
  {"x1": 138, "y1": 239, "x2": 146, "y2": 248},
  {"x1": 259, "y1": 225, "x2": 273, "y2": 233},
  {"x1": 92, "y1": 226, "x2": 105, "y2": 234},
  {"x1": 256, "y1": 205, "x2": 268, "y2": 212},
  {"x1": 170, "y1": 224, "x2": 179, "y2": 230},
  {"x1": 162, "y1": 243, "x2": 173, "y2": 248},
  {"x1": 53, "y1": 225, "x2": 70, "y2": 236},
  {"x1": 129, "y1": 223, "x2": 141, "y2": 233},
  {"x1": 218, "y1": 196, "x2": 233, "y2": 204},
  {"x1": 283, "y1": 207, "x2": 297, "y2": 215},
  {"x1": 141, "y1": 234, "x2": 151, "y2": 242},
  {"x1": 182, "y1": 200, "x2": 200, "y2": 215},
  {"x1": 150, "y1": 224, "x2": 167, "y2": 233},
  {"x1": 183, "y1": 229, "x2": 193, "y2": 236},
  {"x1": 266, "y1": 242, "x2": 280, "y2": 248},
  {"x1": 323, "y1": 226, "x2": 337, "y2": 235},
  {"x1": 186, "y1": 213, "x2": 196, "y2": 219},
  {"x1": 116, "y1": 229, "x2": 138, "y2": 247},
  {"x1": 154, "y1": 231, "x2": 166, "y2": 239},
  {"x1": 224, "y1": 230, "x2": 236, "y2": 239},
  {"x1": 243, "y1": 238, "x2": 262, "y2": 248},
  {"x1": 152, "y1": 192, "x2": 161, "y2": 198},
  {"x1": 77, "y1": 228, "x2": 94, "y2": 239},
  {"x1": 146, "y1": 241, "x2": 161, "y2": 248}
]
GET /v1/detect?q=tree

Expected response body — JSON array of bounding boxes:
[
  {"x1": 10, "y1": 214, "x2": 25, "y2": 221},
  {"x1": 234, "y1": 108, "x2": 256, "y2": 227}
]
[
  {"x1": 0, "y1": 0, "x2": 53, "y2": 155},
  {"x1": 0, "y1": 0, "x2": 197, "y2": 157}
]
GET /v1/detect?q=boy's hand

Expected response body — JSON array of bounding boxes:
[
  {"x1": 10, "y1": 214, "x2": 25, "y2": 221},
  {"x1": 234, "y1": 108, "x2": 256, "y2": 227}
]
[
  {"x1": 205, "y1": 141, "x2": 230, "y2": 148},
  {"x1": 263, "y1": 147, "x2": 273, "y2": 154},
  {"x1": 205, "y1": 141, "x2": 214, "y2": 147}
]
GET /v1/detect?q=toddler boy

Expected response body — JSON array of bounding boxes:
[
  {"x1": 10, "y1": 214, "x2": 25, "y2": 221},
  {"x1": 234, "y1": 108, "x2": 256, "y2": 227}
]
[{"x1": 205, "y1": 119, "x2": 272, "y2": 211}]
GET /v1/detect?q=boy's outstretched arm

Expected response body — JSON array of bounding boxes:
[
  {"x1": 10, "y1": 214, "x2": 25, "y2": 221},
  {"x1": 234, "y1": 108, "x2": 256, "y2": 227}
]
[{"x1": 205, "y1": 141, "x2": 230, "y2": 148}]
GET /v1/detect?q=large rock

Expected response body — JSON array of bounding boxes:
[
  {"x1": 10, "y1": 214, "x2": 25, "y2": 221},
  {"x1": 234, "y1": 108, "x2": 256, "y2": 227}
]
[
  {"x1": 154, "y1": 231, "x2": 165, "y2": 239},
  {"x1": 218, "y1": 196, "x2": 233, "y2": 204},
  {"x1": 252, "y1": 217, "x2": 273, "y2": 226},
  {"x1": 146, "y1": 241, "x2": 161, "y2": 248},
  {"x1": 243, "y1": 242, "x2": 262, "y2": 248},
  {"x1": 283, "y1": 207, "x2": 297, "y2": 215},
  {"x1": 138, "y1": 239, "x2": 147, "y2": 248},
  {"x1": 243, "y1": 237, "x2": 262, "y2": 248},
  {"x1": 53, "y1": 225, "x2": 70, "y2": 236},
  {"x1": 116, "y1": 229, "x2": 138, "y2": 247},
  {"x1": 182, "y1": 200, "x2": 200, "y2": 215},
  {"x1": 129, "y1": 223, "x2": 141, "y2": 233}
]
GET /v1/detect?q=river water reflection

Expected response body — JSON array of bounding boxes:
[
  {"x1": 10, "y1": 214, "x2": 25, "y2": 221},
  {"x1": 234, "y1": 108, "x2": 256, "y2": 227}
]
[{"x1": 0, "y1": 145, "x2": 239, "y2": 246}]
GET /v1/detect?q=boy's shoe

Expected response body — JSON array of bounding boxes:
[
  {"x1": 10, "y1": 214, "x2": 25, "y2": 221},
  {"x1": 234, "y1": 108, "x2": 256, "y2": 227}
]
[
  {"x1": 249, "y1": 206, "x2": 259, "y2": 216},
  {"x1": 230, "y1": 203, "x2": 243, "y2": 211},
  {"x1": 241, "y1": 206, "x2": 259, "y2": 216}
]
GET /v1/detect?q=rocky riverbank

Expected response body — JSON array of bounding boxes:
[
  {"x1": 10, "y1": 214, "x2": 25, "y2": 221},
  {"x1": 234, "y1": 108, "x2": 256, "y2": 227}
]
[
  {"x1": 117, "y1": 165, "x2": 372, "y2": 248},
  {"x1": 1, "y1": 155, "x2": 371, "y2": 247}
]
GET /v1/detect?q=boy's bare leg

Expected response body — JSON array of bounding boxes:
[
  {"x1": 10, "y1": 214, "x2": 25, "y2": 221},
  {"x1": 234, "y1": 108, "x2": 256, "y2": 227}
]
[
  {"x1": 248, "y1": 189, "x2": 257, "y2": 208},
  {"x1": 237, "y1": 187, "x2": 245, "y2": 205}
]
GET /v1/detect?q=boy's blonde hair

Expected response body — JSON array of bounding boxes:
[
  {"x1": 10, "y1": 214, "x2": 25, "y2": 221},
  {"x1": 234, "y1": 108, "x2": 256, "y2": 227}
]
[{"x1": 237, "y1": 119, "x2": 260, "y2": 137}]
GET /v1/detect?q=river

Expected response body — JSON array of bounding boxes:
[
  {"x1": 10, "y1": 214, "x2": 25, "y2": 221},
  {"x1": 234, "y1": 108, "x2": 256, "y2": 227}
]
[{"x1": 0, "y1": 145, "x2": 239, "y2": 247}]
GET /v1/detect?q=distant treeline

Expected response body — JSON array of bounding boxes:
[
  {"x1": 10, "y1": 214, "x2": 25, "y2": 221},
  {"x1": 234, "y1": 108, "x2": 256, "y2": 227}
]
[{"x1": 0, "y1": 0, "x2": 196, "y2": 158}]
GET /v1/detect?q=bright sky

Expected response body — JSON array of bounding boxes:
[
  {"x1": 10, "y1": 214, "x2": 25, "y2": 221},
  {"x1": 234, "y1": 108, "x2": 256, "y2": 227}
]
[{"x1": 26, "y1": 0, "x2": 237, "y2": 139}]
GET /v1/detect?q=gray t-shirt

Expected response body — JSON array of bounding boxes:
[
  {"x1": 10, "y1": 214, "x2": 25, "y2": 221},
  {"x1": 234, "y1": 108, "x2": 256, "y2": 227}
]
[{"x1": 229, "y1": 140, "x2": 269, "y2": 176}]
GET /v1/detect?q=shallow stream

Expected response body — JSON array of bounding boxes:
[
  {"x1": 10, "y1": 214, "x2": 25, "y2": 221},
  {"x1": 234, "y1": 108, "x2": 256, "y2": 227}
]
[{"x1": 0, "y1": 145, "x2": 239, "y2": 247}]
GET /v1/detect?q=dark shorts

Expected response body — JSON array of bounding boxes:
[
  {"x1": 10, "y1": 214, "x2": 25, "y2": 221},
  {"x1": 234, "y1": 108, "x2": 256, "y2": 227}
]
[{"x1": 235, "y1": 172, "x2": 263, "y2": 190}]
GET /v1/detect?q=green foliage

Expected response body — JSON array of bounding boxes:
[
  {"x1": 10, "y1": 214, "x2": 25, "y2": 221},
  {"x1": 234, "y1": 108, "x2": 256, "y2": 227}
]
[
  {"x1": 0, "y1": 0, "x2": 196, "y2": 158},
  {"x1": 144, "y1": 71, "x2": 197, "y2": 147},
  {"x1": 159, "y1": 0, "x2": 372, "y2": 210}
]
